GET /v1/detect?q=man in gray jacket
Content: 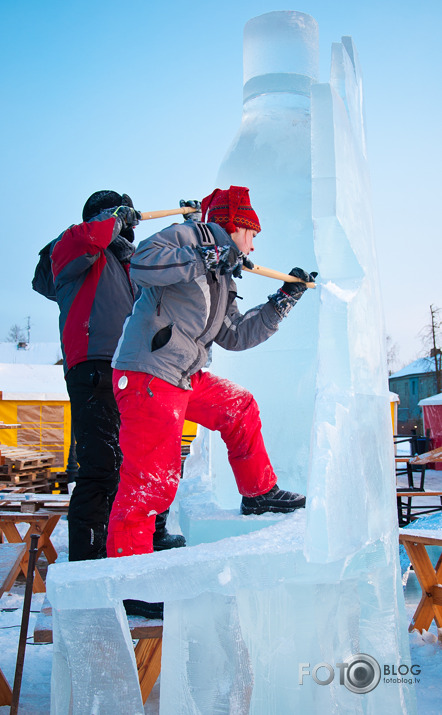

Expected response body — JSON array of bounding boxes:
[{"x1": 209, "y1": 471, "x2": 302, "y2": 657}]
[{"x1": 107, "y1": 186, "x2": 316, "y2": 559}]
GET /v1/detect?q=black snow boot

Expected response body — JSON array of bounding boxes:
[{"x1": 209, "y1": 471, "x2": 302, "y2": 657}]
[
  {"x1": 240, "y1": 484, "x2": 306, "y2": 515},
  {"x1": 123, "y1": 512, "x2": 186, "y2": 621},
  {"x1": 153, "y1": 509, "x2": 186, "y2": 551},
  {"x1": 124, "y1": 600, "x2": 164, "y2": 620}
]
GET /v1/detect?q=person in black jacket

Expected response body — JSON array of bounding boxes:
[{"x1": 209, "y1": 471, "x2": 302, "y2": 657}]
[{"x1": 51, "y1": 191, "x2": 185, "y2": 564}]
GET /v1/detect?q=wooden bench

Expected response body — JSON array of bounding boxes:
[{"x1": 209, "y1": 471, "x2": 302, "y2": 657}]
[
  {"x1": 395, "y1": 457, "x2": 427, "y2": 491},
  {"x1": 34, "y1": 599, "x2": 163, "y2": 704},
  {"x1": 396, "y1": 490, "x2": 442, "y2": 526},
  {"x1": 0, "y1": 542, "x2": 27, "y2": 706},
  {"x1": 399, "y1": 528, "x2": 442, "y2": 637},
  {"x1": 409, "y1": 446, "x2": 442, "y2": 467},
  {"x1": 396, "y1": 447, "x2": 442, "y2": 493},
  {"x1": 0, "y1": 494, "x2": 69, "y2": 593}
]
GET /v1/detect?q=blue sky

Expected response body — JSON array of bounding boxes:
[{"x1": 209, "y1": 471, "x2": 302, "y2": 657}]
[{"x1": 1, "y1": 0, "x2": 441, "y2": 366}]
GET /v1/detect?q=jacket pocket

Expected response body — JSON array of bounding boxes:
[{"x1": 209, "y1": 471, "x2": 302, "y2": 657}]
[{"x1": 151, "y1": 324, "x2": 173, "y2": 352}]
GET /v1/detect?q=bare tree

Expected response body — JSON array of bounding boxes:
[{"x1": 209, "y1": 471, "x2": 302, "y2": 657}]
[
  {"x1": 6, "y1": 324, "x2": 25, "y2": 342},
  {"x1": 386, "y1": 334, "x2": 399, "y2": 375},
  {"x1": 419, "y1": 305, "x2": 442, "y2": 393},
  {"x1": 25, "y1": 315, "x2": 31, "y2": 343}
]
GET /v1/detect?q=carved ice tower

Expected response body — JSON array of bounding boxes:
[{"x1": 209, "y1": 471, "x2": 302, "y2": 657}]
[{"x1": 209, "y1": 11, "x2": 320, "y2": 507}]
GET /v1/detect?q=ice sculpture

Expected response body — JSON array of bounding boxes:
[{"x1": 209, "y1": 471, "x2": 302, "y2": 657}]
[
  {"x1": 48, "y1": 11, "x2": 416, "y2": 715},
  {"x1": 208, "y1": 11, "x2": 320, "y2": 508}
]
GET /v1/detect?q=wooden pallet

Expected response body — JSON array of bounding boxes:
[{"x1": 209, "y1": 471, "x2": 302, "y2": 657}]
[
  {"x1": 0, "y1": 467, "x2": 51, "y2": 484},
  {"x1": 47, "y1": 471, "x2": 69, "y2": 494},
  {"x1": 0, "y1": 445, "x2": 55, "y2": 473}
]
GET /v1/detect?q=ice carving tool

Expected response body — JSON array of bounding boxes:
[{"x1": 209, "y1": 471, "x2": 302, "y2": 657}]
[
  {"x1": 140, "y1": 207, "x2": 198, "y2": 220},
  {"x1": 243, "y1": 264, "x2": 316, "y2": 288},
  {"x1": 138, "y1": 209, "x2": 316, "y2": 289}
]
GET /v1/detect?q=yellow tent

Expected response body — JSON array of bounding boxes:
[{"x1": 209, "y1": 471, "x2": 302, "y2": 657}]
[
  {"x1": 0, "y1": 364, "x2": 70, "y2": 471},
  {"x1": 0, "y1": 363, "x2": 197, "y2": 473}
]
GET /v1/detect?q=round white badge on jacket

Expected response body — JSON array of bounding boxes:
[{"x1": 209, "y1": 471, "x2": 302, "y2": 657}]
[{"x1": 118, "y1": 375, "x2": 128, "y2": 389}]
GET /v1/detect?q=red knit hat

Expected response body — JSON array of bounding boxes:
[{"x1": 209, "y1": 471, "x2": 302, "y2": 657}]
[{"x1": 201, "y1": 186, "x2": 261, "y2": 234}]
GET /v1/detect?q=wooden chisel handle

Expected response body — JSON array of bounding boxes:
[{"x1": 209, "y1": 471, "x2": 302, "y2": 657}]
[
  {"x1": 243, "y1": 264, "x2": 316, "y2": 288},
  {"x1": 140, "y1": 207, "x2": 197, "y2": 220},
  {"x1": 138, "y1": 209, "x2": 316, "y2": 289}
]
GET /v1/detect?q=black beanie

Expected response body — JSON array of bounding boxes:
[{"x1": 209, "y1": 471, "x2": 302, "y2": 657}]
[{"x1": 82, "y1": 191, "x2": 134, "y2": 222}]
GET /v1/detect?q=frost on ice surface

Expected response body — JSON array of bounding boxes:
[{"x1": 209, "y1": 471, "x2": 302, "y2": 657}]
[
  {"x1": 48, "y1": 12, "x2": 416, "y2": 715},
  {"x1": 217, "y1": 565, "x2": 232, "y2": 585}
]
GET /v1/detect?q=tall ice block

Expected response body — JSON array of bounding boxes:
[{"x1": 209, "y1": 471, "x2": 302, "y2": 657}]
[{"x1": 205, "y1": 11, "x2": 320, "y2": 509}]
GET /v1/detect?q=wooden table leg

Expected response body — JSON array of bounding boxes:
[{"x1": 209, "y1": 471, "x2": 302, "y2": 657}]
[
  {"x1": 0, "y1": 666, "x2": 12, "y2": 706},
  {"x1": 38, "y1": 515, "x2": 60, "y2": 564},
  {"x1": 402, "y1": 542, "x2": 442, "y2": 632},
  {"x1": 0, "y1": 522, "x2": 47, "y2": 593},
  {"x1": 135, "y1": 637, "x2": 162, "y2": 704}
]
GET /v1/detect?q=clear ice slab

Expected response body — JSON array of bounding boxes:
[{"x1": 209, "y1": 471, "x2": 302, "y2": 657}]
[{"x1": 48, "y1": 515, "x2": 413, "y2": 714}]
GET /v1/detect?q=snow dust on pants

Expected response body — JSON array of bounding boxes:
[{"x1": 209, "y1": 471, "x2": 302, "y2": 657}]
[{"x1": 107, "y1": 369, "x2": 277, "y2": 557}]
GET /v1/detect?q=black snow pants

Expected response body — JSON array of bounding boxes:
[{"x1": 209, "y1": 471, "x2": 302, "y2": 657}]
[{"x1": 66, "y1": 360, "x2": 121, "y2": 561}]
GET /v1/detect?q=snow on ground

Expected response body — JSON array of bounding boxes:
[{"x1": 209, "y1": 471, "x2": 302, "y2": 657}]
[{"x1": 1, "y1": 478, "x2": 442, "y2": 714}]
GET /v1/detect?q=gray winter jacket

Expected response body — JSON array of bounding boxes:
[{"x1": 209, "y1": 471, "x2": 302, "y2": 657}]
[{"x1": 112, "y1": 221, "x2": 283, "y2": 389}]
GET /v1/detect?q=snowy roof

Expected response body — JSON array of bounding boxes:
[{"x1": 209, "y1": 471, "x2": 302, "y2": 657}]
[
  {"x1": 389, "y1": 391, "x2": 399, "y2": 402},
  {"x1": 389, "y1": 357, "x2": 436, "y2": 379},
  {"x1": 0, "y1": 363, "x2": 68, "y2": 401},
  {"x1": 419, "y1": 392, "x2": 442, "y2": 406},
  {"x1": 0, "y1": 341, "x2": 62, "y2": 365}
]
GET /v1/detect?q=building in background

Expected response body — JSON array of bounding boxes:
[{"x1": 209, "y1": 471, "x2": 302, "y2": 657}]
[
  {"x1": 0, "y1": 363, "x2": 70, "y2": 470},
  {"x1": 419, "y1": 392, "x2": 442, "y2": 470},
  {"x1": 0, "y1": 343, "x2": 68, "y2": 470},
  {"x1": 389, "y1": 357, "x2": 438, "y2": 435},
  {"x1": 0, "y1": 343, "x2": 195, "y2": 473}
]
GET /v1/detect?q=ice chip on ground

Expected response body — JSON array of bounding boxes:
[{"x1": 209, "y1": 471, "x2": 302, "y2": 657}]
[{"x1": 421, "y1": 630, "x2": 438, "y2": 644}]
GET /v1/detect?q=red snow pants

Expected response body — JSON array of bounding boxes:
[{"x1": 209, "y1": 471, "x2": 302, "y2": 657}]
[{"x1": 107, "y1": 369, "x2": 277, "y2": 557}]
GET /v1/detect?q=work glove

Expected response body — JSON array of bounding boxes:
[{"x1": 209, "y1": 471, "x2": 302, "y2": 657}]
[
  {"x1": 111, "y1": 205, "x2": 142, "y2": 229},
  {"x1": 95, "y1": 205, "x2": 141, "y2": 242},
  {"x1": 180, "y1": 199, "x2": 202, "y2": 222},
  {"x1": 269, "y1": 267, "x2": 317, "y2": 318},
  {"x1": 281, "y1": 267, "x2": 317, "y2": 296},
  {"x1": 231, "y1": 253, "x2": 254, "y2": 279},
  {"x1": 196, "y1": 244, "x2": 234, "y2": 273},
  {"x1": 196, "y1": 244, "x2": 246, "y2": 276},
  {"x1": 97, "y1": 205, "x2": 141, "y2": 229}
]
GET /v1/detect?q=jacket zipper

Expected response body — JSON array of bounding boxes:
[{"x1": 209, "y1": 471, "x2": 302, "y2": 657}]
[
  {"x1": 181, "y1": 275, "x2": 227, "y2": 382},
  {"x1": 156, "y1": 288, "x2": 165, "y2": 316}
]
